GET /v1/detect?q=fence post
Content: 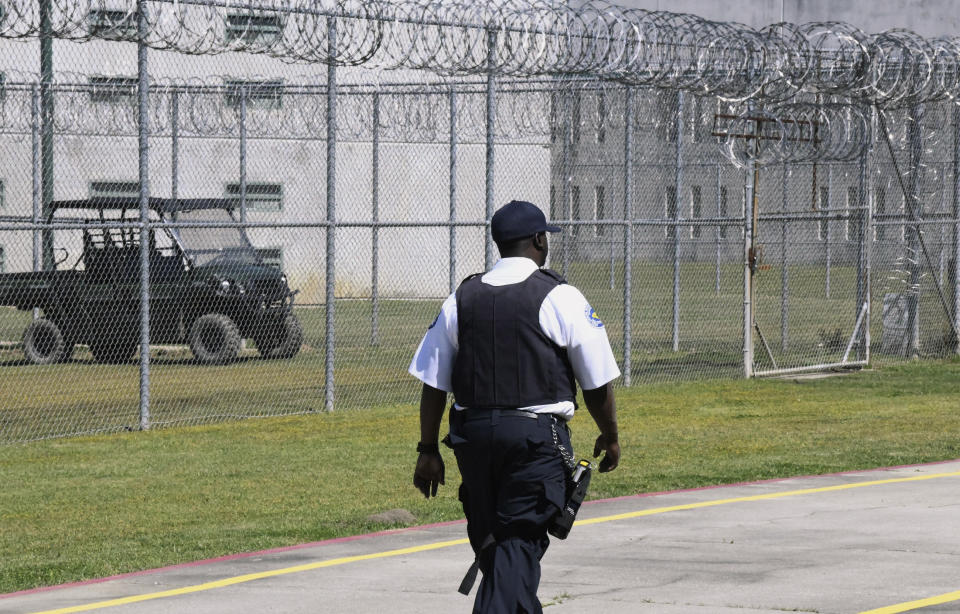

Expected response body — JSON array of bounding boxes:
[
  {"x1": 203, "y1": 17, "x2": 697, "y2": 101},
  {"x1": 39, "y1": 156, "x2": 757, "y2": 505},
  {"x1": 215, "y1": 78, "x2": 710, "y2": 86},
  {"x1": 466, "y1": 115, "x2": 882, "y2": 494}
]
[
  {"x1": 907, "y1": 103, "x2": 924, "y2": 357},
  {"x1": 856, "y1": 110, "x2": 871, "y2": 361},
  {"x1": 137, "y1": 0, "x2": 152, "y2": 431},
  {"x1": 865, "y1": 106, "x2": 878, "y2": 362},
  {"x1": 484, "y1": 29, "x2": 497, "y2": 270},
  {"x1": 954, "y1": 105, "x2": 960, "y2": 354},
  {"x1": 781, "y1": 162, "x2": 789, "y2": 353},
  {"x1": 325, "y1": 17, "x2": 338, "y2": 411},
  {"x1": 716, "y1": 163, "x2": 722, "y2": 295},
  {"x1": 239, "y1": 87, "x2": 247, "y2": 223},
  {"x1": 171, "y1": 89, "x2": 179, "y2": 204},
  {"x1": 449, "y1": 88, "x2": 458, "y2": 294},
  {"x1": 371, "y1": 92, "x2": 380, "y2": 346},
  {"x1": 561, "y1": 90, "x2": 571, "y2": 277},
  {"x1": 826, "y1": 163, "x2": 832, "y2": 298},
  {"x1": 31, "y1": 84, "x2": 40, "y2": 321},
  {"x1": 622, "y1": 87, "x2": 634, "y2": 386},
  {"x1": 40, "y1": 0, "x2": 54, "y2": 271},
  {"x1": 743, "y1": 106, "x2": 758, "y2": 378},
  {"x1": 673, "y1": 91, "x2": 683, "y2": 352}
]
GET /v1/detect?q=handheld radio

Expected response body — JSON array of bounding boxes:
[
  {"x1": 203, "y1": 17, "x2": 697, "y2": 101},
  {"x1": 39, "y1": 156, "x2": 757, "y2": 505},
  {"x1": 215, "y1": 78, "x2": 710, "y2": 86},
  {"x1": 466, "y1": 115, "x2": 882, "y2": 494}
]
[{"x1": 548, "y1": 459, "x2": 592, "y2": 539}]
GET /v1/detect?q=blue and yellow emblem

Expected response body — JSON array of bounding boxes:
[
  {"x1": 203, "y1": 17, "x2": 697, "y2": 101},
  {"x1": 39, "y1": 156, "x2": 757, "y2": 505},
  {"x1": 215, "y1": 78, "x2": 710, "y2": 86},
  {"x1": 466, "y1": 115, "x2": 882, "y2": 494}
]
[{"x1": 584, "y1": 304, "x2": 604, "y2": 328}]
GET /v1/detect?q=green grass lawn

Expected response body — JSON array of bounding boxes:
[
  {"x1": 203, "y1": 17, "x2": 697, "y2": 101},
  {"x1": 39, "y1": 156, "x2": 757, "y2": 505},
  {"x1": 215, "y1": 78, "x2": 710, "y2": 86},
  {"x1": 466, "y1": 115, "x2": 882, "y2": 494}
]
[{"x1": 2, "y1": 358, "x2": 959, "y2": 594}]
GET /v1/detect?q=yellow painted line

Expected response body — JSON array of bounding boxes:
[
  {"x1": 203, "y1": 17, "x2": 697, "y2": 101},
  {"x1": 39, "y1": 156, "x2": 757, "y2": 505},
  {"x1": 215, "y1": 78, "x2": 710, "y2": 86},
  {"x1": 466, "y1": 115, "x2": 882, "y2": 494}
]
[
  {"x1": 29, "y1": 470, "x2": 960, "y2": 614},
  {"x1": 858, "y1": 589, "x2": 960, "y2": 613},
  {"x1": 575, "y1": 470, "x2": 960, "y2": 526},
  {"x1": 28, "y1": 539, "x2": 469, "y2": 614}
]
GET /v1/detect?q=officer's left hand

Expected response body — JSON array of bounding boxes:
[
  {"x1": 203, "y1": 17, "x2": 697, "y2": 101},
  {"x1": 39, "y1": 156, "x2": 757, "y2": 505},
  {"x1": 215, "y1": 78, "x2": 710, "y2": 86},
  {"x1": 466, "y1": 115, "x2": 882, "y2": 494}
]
[
  {"x1": 414, "y1": 452, "x2": 445, "y2": 498},
  {"x1": 593, "y1": 433, "x2": 620, "y2": 473}
]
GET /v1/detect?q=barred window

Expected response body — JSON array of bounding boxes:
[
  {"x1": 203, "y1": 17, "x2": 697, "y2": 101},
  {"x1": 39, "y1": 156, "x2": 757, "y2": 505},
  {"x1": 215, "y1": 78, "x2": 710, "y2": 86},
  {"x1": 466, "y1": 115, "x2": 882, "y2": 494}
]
[
  {"x1": 225, "y1": 79, "x2": 283, "y2": 110},
  {"x1": 571, "y1": 92, "x2": 581, "y2": 144},
  {"x1": 89, "y1": 76, "x2": 138, "y2": 104},
  {"x1": 226, "y1": 183, "x2": 283, "y2": 212},
  {"x1": 549, "y1": 93, "x2": 559, "y2": 144},
  {"x1": 90, "y1": 180, "x2": 139, "y2": 201},
  {"x1": 596, "y1": 92, "x2": 606, "y2": 144},
  {"x1": 256, "y1": 247, "x2": 283, "y2": 269},
  {"x1": 594, "y1": 186, "x2": 605, "y2": 237},
  {"x1": 87, "y1": 9, "x2": 138, "y2": 39},
  {"x1": 690, "y1": 185, "x2": 702, "y2": 238},
  {"x1": 658, "y1": 91, "x2": 678, "y2": 142},
  {"x1": 225, "y1": 12, "x2": 283, "y2": 45},
  {"x1": 691, "y1": 95, "x2": 705, "y2": 143}
]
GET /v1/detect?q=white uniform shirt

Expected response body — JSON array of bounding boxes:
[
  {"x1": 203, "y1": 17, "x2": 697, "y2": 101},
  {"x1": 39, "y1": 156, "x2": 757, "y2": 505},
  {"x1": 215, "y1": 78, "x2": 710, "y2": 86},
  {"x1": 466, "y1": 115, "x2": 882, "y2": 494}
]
[{"x1": 408, "y1": 257, "x2": 621, "y2": 420}]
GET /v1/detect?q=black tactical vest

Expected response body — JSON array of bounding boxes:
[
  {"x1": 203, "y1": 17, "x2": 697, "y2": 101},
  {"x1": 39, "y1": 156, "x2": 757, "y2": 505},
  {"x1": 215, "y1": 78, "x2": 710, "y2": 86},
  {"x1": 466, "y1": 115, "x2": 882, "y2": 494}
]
[{"x1": 452, "y1": 268, "x2": 577, "y2": 408}]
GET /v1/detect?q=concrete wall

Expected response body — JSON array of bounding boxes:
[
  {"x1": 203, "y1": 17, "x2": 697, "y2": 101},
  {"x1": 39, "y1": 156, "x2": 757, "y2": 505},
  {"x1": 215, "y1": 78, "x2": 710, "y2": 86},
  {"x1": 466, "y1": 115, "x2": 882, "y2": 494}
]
[
  {"x1": 0, "y1": 37, "x2": 554, "y2": 300},
  {"x1": 602, "y1": 0, "x2": 960, "y2": 37}
]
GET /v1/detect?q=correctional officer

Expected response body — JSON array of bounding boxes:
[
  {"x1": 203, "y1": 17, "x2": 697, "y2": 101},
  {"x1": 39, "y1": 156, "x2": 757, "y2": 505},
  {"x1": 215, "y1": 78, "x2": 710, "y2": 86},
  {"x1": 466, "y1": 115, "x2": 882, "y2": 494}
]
[{"x1": 409, "y1": 199, "x2": 621, "y2": 614}]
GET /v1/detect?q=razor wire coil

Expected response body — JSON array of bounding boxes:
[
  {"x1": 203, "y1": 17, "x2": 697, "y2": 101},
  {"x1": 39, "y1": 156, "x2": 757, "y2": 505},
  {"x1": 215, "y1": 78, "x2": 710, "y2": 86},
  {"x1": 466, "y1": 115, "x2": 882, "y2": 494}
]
[{"x1": 4, "y1": 0, "x2": 960, "y2": 109}]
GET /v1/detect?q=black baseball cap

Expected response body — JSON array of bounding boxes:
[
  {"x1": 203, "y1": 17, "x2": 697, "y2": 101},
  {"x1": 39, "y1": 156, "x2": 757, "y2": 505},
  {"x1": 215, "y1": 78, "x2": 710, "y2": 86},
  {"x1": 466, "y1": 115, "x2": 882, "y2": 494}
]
[{"x1": 490, "y1": 200, "x2": 561, "y2": 243}]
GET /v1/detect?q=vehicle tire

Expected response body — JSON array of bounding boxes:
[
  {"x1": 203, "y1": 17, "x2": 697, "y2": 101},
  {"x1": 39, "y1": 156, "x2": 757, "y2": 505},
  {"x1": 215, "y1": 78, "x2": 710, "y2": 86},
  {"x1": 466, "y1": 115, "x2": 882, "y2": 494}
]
[
  {"x1": 190, "y1": 313, "x2": 242, "y2": 365},
  {"x1": 89, "y1": 337, "x2": 138, "y2": 364},
  {"x1": 254, "y1": 313, "x2": 303, "y2": 360},
  {"x1": 22, "y1": 318, "x2": 70, "y2": 365}
]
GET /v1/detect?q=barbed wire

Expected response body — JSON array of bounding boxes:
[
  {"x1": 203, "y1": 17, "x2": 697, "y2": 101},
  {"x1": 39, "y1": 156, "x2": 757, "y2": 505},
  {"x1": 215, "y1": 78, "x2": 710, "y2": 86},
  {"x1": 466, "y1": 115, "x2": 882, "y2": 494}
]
[
  {"x1": 4, "y1": 1, "x2": 960, "y2": 108},
  {"x1": 0, "y1": 73, "x2": 580, "y2": 142},
  {"x1": 1, "y1": 72, "x2": 951, "y2": 176}
]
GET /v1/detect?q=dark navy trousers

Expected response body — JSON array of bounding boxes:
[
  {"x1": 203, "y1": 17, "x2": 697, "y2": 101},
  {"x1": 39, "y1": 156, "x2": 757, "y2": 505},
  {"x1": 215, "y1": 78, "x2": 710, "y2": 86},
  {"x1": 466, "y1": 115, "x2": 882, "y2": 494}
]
[{"x1": 448, "y1": 409, "x2": 572, "y2": 614}]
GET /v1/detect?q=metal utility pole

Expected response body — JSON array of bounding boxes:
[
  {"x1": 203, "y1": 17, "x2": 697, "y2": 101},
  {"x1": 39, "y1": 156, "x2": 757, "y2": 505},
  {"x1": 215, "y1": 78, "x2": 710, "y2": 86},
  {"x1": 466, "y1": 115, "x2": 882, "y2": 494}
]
[
  {"x1": 40, "y1": 0, "x2": 54, "y2": 270},
  {"x1": 137, "y1": 0, "x2": 152, "y2": 430},
  {"x1": 906, "y1": 104, "x2": 924, "y2": 357},
  {"x1": 324, "y1": 18, "x2": 338, "y2": 411},
  {"x1": 672, "y1": 91, "x2": 683, "y2": 352},
  {"x1": 622, "y1": 86, "x2": 634, "y2": 386},
  {"x1": 484, "y1": 29, "x2": 497, "y2": 270},
  {"x1": 953, "y1": 106, "x2": 960, "y2": 354}
]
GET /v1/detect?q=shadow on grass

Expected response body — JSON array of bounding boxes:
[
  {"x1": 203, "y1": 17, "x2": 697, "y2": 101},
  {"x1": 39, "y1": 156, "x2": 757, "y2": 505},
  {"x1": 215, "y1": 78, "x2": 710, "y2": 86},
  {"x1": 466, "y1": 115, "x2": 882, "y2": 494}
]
[{"x1": 0, "y1": 351, "x2": 274, "y2": 368}]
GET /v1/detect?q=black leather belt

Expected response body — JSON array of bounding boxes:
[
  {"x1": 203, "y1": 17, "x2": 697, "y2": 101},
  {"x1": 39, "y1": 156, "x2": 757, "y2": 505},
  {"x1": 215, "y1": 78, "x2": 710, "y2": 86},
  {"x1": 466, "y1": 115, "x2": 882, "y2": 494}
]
[{"x1": 459, "y1": 408, "x2": 540, "y2": 420}]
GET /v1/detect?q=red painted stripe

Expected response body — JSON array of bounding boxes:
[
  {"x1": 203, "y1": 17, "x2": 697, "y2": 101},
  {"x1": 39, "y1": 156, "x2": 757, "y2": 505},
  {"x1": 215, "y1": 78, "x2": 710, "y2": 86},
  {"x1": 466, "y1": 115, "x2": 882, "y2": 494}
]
[{"x1": 3, "y1": 457, "x2": 957, "y2": 600}]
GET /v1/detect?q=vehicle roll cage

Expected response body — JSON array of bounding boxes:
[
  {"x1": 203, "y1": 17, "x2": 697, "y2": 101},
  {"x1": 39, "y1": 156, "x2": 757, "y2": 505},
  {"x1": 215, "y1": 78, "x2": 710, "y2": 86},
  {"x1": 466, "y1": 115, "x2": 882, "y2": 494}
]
[{"x1": 46, "y1": 197, "x2": 257, "y2": 267}]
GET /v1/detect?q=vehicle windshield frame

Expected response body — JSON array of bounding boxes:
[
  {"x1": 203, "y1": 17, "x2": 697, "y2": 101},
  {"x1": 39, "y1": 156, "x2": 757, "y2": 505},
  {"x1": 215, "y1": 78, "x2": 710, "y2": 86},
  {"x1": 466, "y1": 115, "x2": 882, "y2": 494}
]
[{"x1": 165, "y1": 208, "x2": 261, "y2": 267}]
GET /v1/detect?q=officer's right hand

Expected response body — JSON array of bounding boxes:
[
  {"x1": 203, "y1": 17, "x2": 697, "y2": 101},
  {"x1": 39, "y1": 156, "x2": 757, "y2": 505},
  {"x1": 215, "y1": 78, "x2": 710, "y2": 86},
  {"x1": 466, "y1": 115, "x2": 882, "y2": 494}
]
[
  {"x1": 414, "y1": 452, "x2": 445, "y2": 498},
  {"x1": 593, "y1": 433, "x2": 620, "y2": 473}
]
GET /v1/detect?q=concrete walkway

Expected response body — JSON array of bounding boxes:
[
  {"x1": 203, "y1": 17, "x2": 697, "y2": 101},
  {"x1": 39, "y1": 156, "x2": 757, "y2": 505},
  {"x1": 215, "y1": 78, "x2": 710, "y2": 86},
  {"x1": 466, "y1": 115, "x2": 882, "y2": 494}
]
[{"x1": 4, "y1": 460, "x2": 960, "y2": 614}]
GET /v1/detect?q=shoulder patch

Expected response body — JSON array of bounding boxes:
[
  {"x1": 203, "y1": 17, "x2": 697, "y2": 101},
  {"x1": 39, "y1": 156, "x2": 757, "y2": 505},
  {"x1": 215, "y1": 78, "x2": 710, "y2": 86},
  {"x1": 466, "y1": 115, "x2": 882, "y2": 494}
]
[{"x1": 584, "y1": 304, "x2": 604, "y2": 328}]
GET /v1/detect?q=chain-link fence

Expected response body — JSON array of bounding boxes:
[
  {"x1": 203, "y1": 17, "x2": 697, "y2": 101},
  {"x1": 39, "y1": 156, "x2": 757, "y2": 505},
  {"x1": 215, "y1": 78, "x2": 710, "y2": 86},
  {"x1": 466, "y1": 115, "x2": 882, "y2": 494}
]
[{"x1": 0, "y1": 2, "x2": 958, "y2": 442}]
